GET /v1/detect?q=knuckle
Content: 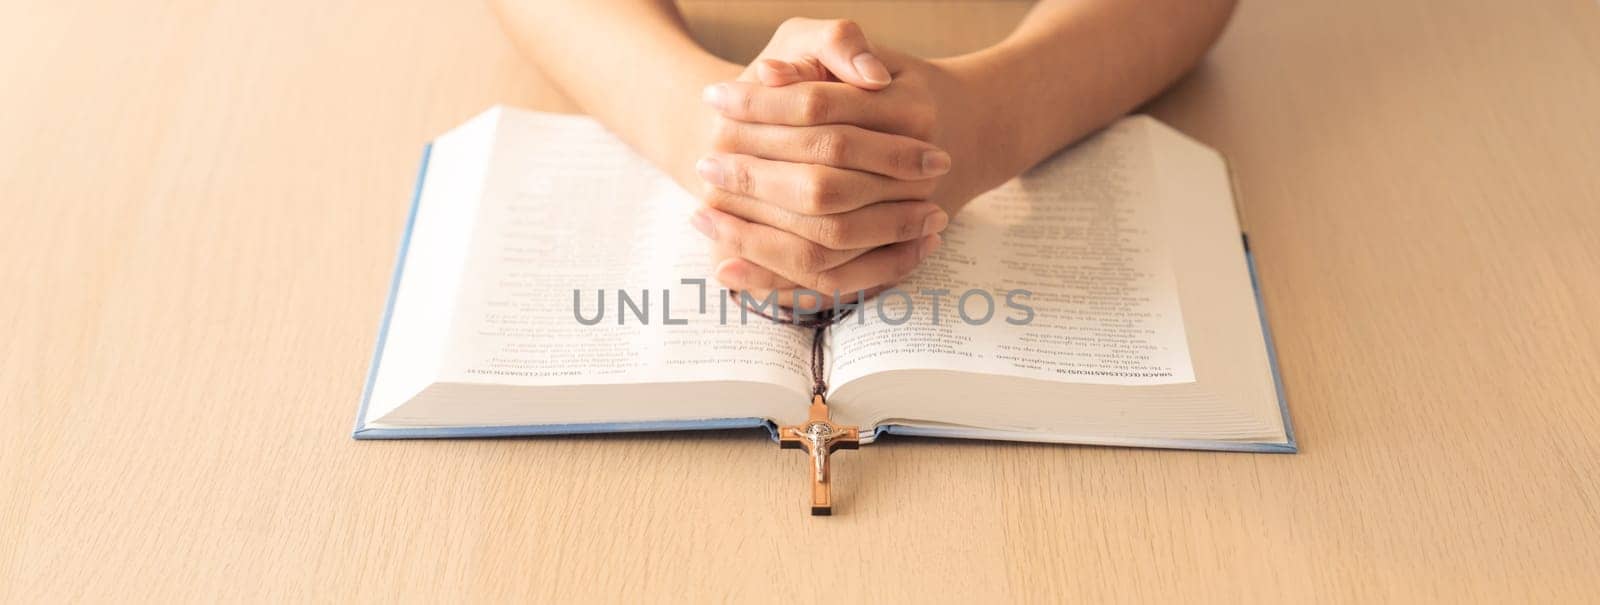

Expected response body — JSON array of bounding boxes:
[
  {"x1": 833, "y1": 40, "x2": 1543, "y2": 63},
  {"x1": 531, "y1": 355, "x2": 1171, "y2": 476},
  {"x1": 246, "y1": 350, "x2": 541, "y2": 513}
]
[
  {"x1": 800, "y1": 170, "x2": 843, "y2": 213},
  {"x1": 822, "y1": 19, "x2": 862, "y2": 42},
  {"x1": 896, "y1": 213, "x2": 923, "y2": 242},
  {"x1": 729, "y1": 157, "x2": 754, "y2": 194},
  {"x1": 806, "y1": 130, "x2": 847, "y2": 164},
  {"x1": 796, "y1": 89, "x2": 830, "y2": 123},
  {"x1": 823, "y1": 135, "x2": 849, "y2": 164},
  {"x1": 794, "y1": 242, "x2": 833, "y2": 275},
  {"x1": 720, "y1": 223, "x2": 745, "y2": 256},
  {"x1": 894, "y1": 145, "x2": 925, "y2": 177},
  {"x1": 812, "y1": 216, "x2": 853, "y2": 249},
  {"x1": 905, "y1": 103, "x2": 938, "y2": 139},
  {"x1": 810, "y1": 269, "x2": 843, "y2": 296},
  {"x1": 732, "y1": 86, "x2": 757, "y2": 118}
]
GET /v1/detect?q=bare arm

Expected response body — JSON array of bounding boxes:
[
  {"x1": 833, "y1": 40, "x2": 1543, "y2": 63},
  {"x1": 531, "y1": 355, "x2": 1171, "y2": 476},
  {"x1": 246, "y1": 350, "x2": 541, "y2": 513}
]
[
  {"x1": 487, "y1": 0, "x2": 738, "y2": 188},
  {"x1": 952, "y1": 0, "x2": 1239, "y2": 185}
]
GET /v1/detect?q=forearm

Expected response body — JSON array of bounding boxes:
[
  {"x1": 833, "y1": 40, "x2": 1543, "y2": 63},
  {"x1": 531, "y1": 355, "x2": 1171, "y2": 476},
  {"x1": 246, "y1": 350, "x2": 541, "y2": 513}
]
[
  {"x1": 488, "y1": 0, "x2": 740, "y2": 187},
  {"x1": 944, "y1": 0, "x2": 1237, "y2": 179}
]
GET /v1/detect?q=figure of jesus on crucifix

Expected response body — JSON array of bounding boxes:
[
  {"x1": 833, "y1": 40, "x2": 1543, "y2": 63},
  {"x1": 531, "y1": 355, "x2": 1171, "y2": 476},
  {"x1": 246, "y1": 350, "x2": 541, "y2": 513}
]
[{"x1": 778, "y1": 395, "x2": 861, "y2": 515}]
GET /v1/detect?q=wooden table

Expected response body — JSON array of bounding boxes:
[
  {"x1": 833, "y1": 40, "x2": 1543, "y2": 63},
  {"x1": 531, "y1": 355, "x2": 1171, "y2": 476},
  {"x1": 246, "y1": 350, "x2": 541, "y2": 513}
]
[{"x1": 5, "y1": 1, "x2": 1598, "y2": 601}]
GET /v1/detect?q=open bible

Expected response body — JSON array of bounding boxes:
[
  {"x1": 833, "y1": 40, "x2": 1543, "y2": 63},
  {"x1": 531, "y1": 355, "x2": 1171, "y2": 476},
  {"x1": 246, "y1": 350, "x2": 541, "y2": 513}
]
[{"x1": 355, "y1": 106, "x2": 1294, "y2": 454}]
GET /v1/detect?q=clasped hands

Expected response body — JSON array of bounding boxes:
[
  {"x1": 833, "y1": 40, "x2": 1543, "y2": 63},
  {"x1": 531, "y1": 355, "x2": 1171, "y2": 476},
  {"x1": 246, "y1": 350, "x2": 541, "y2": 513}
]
[{"x1": 690, "y1": 18, "x2": 987, "y2": 307}]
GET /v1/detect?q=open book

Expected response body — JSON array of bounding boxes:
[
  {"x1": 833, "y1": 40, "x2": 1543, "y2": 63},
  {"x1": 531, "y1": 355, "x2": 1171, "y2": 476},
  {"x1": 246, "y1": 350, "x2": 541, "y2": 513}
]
[{"x1": 355, "y1": 106, "x2": 1294, "y2": 453}]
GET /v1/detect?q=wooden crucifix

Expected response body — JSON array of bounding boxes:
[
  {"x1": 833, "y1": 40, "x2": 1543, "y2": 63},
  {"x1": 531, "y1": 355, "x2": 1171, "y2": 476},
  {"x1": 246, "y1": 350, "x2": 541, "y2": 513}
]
[{"x1": 778, "y1": 394, "x2": 860, "y2": 515}]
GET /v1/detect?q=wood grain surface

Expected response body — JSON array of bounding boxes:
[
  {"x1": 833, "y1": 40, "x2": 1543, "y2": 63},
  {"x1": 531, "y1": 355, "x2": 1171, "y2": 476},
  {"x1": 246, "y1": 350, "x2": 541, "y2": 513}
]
[{"x1": 3, "y1": 0, "x2": 1598, "y2": 602}]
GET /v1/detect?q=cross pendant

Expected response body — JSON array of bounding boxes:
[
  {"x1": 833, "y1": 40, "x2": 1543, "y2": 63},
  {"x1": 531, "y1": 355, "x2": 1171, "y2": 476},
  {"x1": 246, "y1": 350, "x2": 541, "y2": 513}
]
[{"x1": 777, "y1": 394, "x2": 860, "y2": 515}]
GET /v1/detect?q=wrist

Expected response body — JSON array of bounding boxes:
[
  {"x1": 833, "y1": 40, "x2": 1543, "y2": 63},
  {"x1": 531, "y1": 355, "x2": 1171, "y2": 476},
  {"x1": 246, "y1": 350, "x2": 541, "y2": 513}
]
[
  {"x1": 663, "y1": 58, "x2": 743, "y2": 193},
  {"x1": 928, "y1": 51, "x2": 1029, "y2": 213}
]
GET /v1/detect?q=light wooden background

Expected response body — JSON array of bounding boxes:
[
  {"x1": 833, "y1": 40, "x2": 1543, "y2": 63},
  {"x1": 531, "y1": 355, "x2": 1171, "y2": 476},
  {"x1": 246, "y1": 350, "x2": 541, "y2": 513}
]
[{"x1": 3, "y1": 0, "x2": 1599, "y2": 602}]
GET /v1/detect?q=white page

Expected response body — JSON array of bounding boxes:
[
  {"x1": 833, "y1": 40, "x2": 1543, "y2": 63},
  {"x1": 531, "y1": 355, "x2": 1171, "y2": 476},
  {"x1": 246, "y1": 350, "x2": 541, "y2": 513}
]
[
  {"x1": 435, "y1": 109, "x2": 814, "y2": 393},
  {"x1": 828, "y1": 118, "x2": 1195, "y2": 390}
]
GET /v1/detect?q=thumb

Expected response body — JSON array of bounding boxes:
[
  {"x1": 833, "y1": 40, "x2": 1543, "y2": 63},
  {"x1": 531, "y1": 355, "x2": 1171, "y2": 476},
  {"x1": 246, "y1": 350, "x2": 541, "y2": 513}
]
[{"x1": 797, "y1": 19, "x2": 891, "y2": 90}]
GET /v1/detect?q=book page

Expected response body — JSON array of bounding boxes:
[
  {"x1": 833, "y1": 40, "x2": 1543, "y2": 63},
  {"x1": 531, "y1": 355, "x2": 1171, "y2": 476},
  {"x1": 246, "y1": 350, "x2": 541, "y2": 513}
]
[
  {"x1": 438, "y1": 110, "x2": 813, "y2": 392},
  {"x1": 828, "y1": 118, "x2": 1195, "y2": 389}
]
